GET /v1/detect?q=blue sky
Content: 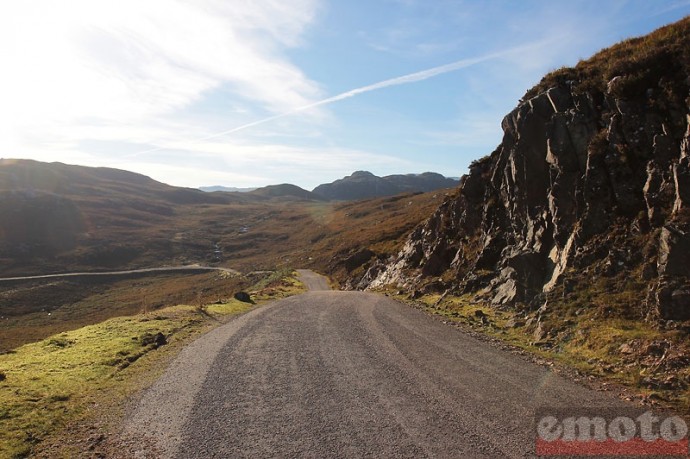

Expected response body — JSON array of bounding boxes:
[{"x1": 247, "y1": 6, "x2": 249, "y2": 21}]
[{"x1": 1, "y1": 0, "x2": 689, "y2": 190}]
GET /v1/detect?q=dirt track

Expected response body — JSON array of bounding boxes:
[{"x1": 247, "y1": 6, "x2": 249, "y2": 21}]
[{"x1": 124, "y1": 270, "x2": 627, "y2": 458}]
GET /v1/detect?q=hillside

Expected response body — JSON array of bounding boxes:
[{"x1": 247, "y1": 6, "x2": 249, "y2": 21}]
[
  {"x1": 352, "y1": 17, "x2": 690, "y2": 408},
  {"x1": 0, "y1": 159, "x2": 244, "y2": 275},
  {"x1": 0, "y1": 159, "x2": 227, "y2": 205},
  {"x1": 248, "y1": 183, "x2": 325, "y2": 201},
  {"x1": 312, "y1": 170, "x2": 457, "y2": 200}
]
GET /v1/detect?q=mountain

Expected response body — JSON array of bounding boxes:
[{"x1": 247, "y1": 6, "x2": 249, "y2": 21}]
[
  {"x1": 355, "y1": 18, "x2": 690, "y2": 323},
  {"x1": 200, "y1": 186, "x2": 257, "y2": 193},
  {"x1": 0, "y1": 159, "x2": 222, "y2": 203},
  {"x1": 248, "y1": 183, "x2": 325, "y2": 201},
  {"x1": 312, "y1": 171, "x2": 457, "y2": 201},
  {"x1": 0, "y1": 159, "x2": 246, "y2": 274}
]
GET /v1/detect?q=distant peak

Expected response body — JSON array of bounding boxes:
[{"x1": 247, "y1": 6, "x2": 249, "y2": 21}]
[{"x1": 312, "y1": 170, "x2": 458, "y2": 201}]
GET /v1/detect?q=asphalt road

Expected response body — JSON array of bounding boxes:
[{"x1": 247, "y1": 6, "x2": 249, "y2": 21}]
[
  {"x1": 125, "y1": 270, "x2": 625, "y2": 458},
  {"x1": 0, "y1": 265, "x2": 240, "y2": 282}
]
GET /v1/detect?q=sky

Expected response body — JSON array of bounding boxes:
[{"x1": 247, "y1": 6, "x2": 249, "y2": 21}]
[{"x1": 1, "y1": 1, "x2": 689, "y2": 190}]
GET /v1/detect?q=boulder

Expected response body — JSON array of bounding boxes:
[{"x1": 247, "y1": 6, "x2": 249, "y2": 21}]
[
  {"x1": 234, "y1": 291, "x2": 253, "y2": 303},
  {"x1": 654, "y1": 281, "x2": 690, "y2": 321},
  {"x1": 141, "y1": 332, "x2": 167, "y2": 348}
]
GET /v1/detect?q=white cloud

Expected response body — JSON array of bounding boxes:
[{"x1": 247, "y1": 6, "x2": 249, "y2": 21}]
[
  {"x1": 0, "y1": 0, "x2": 322, "y2": 143},
  {"x1": 143, "y1": 38, "x2": 555, "y2": 152},
  {"x1": 0, "y1": 0, "x2": 337, "y2": 188},
  {"x1": 145, "y1": 139, "x2": 416, "y2": 188},
  {"x1": 5, "y1": 111, "x2": 413, "y2": 188},
  {"x1": 112, "y1": 142, "x2": 413, "y2": 190}
]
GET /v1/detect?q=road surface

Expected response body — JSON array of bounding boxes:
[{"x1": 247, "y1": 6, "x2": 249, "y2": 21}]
[
  {"x1": 0, "y1": 265, "x2": 240, "y2": 282},
  {"x1": 124, "y1": 270, "x2": 626, "y2": 458},
  {"x1": 295, "y1": 269, "x2": 330, "y2": 291}
]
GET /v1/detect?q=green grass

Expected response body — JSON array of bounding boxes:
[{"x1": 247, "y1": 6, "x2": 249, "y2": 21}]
[
  {"x1": 0, "y1": 270, "x2": 306, "y2": 458},
  {"x1": 250, "y1": 269, "x2": 308, "y2": 302},
  {"x1": 0, "y1": 271, "x2": 249, "y2": 353}
]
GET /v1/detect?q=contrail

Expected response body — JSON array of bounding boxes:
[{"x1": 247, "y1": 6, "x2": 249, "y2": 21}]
[
  {"x1": 136, "y1": 44, "x2": 530, "y2": 154},
  {"x1": 196, "y1": 53, "x2": 494, "y2": 141}
]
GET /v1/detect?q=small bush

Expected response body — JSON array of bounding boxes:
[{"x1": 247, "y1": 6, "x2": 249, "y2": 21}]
[{"x1": 46, "y1": 337, "x2": 73, "y2": 349}]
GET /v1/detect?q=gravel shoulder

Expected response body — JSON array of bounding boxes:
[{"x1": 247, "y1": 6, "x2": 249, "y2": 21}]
[{"x1": 119, "y1": 302, "x2": 285, "y2": 457}]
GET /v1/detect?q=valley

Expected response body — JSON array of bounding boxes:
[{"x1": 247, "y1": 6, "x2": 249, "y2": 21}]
[
  {"x1": 0, "y1": 159, "x2": 449, "y2": 352},
  {"x1": 0, "y1": 160, "x2": 451, "y2": 277}
]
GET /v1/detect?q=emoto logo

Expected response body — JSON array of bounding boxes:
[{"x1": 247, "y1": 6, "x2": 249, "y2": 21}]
[{"x1": 535, "y1": 408, "x2": 689, "y2": 456}]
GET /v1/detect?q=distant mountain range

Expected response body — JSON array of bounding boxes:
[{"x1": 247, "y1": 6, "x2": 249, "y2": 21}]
[{"x1": 202, "y1": 171, "x2": 458, "y2": 201}]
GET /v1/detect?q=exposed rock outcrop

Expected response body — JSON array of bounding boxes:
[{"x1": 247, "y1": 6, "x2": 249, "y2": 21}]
[{"x1": 358, "y1": 18, "x2": 690, "y2": 321}]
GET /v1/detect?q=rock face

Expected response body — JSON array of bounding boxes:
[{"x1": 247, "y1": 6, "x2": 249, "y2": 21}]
[
  {"x1": 312, "y1": 171, "x2": 457, "y2": 201},
  {"x1": 358, "y1": 18, "x2": 690, "y2": 321}
]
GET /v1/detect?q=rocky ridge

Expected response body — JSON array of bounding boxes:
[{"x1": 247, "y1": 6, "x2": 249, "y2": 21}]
[
  {"x1": 356, "y1": 18, "x2": 690, "y2": 323},
  {"x1": 312, "y1": 171, "x2": 457, "y2": 201}
]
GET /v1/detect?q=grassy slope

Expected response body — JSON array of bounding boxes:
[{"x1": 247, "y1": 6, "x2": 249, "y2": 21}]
[
  {"x1": 0, "y1": 270, "x2": 305, "y2": 458},
  {"x1": 0, "y1": 271, "x2": 248, "y2": 352}
]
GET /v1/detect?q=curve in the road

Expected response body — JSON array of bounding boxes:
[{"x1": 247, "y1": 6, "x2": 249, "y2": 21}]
[
  {"x1": 123, "y1": 270, "x2": 630, "y2": 458},
  {"x1": 296, "y1": 269, "x2": 331, "y2": 291}
]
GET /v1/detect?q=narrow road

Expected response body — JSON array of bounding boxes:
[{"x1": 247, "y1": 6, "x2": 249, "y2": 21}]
[
  {"x1": 0, "y1": 265, "x2": 240, "y2": 282},
  {"x1": 124, "y1": 270, "x2": 626, "y2": 458},
  {"x1": 295, "y1": 268, "x2": 330, "y2": 291}
]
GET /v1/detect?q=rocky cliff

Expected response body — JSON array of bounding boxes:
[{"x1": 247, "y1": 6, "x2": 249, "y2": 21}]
[{"x1": 357, "y1": 18, "x2": 690, "y2": 322}]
